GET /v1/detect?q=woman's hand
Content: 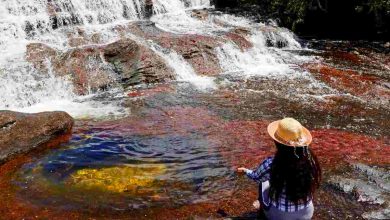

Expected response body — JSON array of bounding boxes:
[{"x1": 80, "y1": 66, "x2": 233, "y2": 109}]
[{"x1": 236, "y1": 167, "x2": 248, "y2": 173}]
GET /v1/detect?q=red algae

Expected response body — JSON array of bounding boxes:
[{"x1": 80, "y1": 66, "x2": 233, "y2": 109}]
[
  {"x1": 99, "y1": 105, "x2": 389, "y2": 170},
  {"x1": 0, "y1": 107, "x2": 388, "y2": 219},
  {"x1": 305, "y1": 63, "x2": 390, "y2": 108},
  {"x1": 208, "y1": 119, "x2": 389, "y2": 171},
  {"x1": 95, "y1": 106, "x2": 222, "y2": 137},
  {"x1": 324, "y1": 51, "x2": 362, "y2": 65},
  {"x1": 209, "y1": 120, "x2": 275, "y2": 168},
  {"x1": 78, "y1": 107, "x2": 390, "y2": 170},
  {"x1": 307, "y1": 64, "x2": 383, "y2": 95},
  {"x1": 311, "y1": 129, "x2": 390, "y2": 168}
]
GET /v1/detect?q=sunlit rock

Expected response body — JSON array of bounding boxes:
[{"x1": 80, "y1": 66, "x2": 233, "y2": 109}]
[{"x1": 0, "y1": 111, "x2": 73, "y2": 164}]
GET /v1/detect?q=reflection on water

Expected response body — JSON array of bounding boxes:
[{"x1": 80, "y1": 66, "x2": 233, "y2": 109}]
[{"x1": 15, "y1": 132, "x2": 234, "y2": 210}]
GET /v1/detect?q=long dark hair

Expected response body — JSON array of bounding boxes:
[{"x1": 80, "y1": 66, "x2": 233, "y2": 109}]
[{"x1": 269, "y1": 141, "x2": 322, "y2": 205}]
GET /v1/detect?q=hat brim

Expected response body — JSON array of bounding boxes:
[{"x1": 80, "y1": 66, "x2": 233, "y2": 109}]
[{"x1": 267, "y1": 120, "x2": 312, "y2": 147}]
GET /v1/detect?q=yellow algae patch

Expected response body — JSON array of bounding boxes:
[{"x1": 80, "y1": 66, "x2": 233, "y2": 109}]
[{"x1": 67, "y1": 164, "x2": 167, "y2": 194}]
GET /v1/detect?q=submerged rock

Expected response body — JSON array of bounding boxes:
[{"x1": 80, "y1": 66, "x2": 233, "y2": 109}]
[
  {"x1": 0, "y1": 111, "x2": 73, "y2": 164},
  {"x1": 67, "y1": 165, "x2": 167, "y2": 194}
]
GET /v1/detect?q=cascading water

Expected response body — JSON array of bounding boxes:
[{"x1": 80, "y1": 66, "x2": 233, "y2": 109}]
[
  {"x1": 0, "y1": 0, "x2": 313, "y2": 119},
  {"x1": 215, "y1": 29, "x2": 308, "y2": 77}
]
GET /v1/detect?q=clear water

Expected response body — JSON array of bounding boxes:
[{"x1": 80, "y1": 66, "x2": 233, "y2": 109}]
[{"x1": 16, "y1": 129, "x2": 233, "y2": 209}]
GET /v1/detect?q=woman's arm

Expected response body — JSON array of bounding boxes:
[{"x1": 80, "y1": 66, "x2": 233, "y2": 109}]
[{"x1": 237, "y1": 157, "x2": 273, "y2": 183}]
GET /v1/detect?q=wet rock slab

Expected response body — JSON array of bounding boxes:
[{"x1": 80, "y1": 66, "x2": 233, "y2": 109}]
[
  {"x1": 0, "y1": 111, "x2": 74, "y2": 164},
  {"x1": 328, "y1": 163, "x2": 390, "y2": 219}
]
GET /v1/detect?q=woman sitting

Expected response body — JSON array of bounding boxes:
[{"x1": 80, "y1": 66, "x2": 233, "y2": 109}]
[{"x1": 237, "y1": 118, "x2": 322, "y2": 220}]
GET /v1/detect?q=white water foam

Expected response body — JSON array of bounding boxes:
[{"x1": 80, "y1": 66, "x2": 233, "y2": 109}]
[
  {"x1": 187, "y1": 0, "x2": 211, "y2": 9},
  {"x1": 216, "y1": 42, "x2": 293, "y2": 76}
]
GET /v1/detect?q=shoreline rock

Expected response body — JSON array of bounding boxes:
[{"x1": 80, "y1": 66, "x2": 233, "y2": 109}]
[{"x1": 0, "y1": 111, "x2": 74, "y2": 164}]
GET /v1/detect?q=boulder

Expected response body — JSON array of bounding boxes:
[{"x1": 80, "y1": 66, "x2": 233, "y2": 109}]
[
  {"x1": 156, "y1": 34, "x2": 222, "y2": 76},
  {"x1": 26, "y1": 43, "x2": 117, "y2": 95},
  {"x1": 0, "y1": 111, "x2": 74, "y2": 164},
  {"x1": 103, "y1": 38, "x2": 142, "y2": 86},
  {"x1": 26, "y1": 43, "x2": 58, "y2": 73},
  {"x1": 224, "y1": 31, "x2": 253, "y2": 50},
  {"x1": 26, "y1": 38, "x2": 174, "y2": 94},
  {"x1": 53, "y1": 46, "x2": 117, "y2": 94},
  {"x1": 191, "y1": 10, "x2": 209, "y2": 20},
  {"x1": 137, "y1": 45, "x2": 175, "y2": 84}
]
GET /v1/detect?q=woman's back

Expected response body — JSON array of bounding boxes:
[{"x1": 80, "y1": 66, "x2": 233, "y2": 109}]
[{"x1": 268, "y1": 142, "x2": 321, "y2": 211}]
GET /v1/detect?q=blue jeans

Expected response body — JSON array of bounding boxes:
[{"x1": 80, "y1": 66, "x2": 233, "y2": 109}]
[{"x1": 259, "y1": 181, "x2": 314, "y2": 220}]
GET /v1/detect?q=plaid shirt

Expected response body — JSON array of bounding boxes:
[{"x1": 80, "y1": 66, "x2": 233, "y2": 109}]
[{"x1": 245, "y1": 157, "x2": 312, "y2": 212}]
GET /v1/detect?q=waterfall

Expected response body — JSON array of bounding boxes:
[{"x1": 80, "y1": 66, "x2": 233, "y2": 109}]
[
  {"x1": 0, "y1": 0, "x2": 312, "y2": 118},
  {"x1": 215, "y1": 29, "x2": 304, "y2": 77}
]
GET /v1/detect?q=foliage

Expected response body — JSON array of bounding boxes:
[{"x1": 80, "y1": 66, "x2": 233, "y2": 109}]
[
  {"x1": 218, "y1": 0, "x2": 389, "y2": 38},
  {"x1": 365, "y1": 0, "x2": 390, "y2": 13}
]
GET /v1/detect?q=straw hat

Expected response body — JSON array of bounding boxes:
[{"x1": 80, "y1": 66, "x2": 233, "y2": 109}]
[{"x1": 267, "y1": 118, "x2": 312, "y2": 147}]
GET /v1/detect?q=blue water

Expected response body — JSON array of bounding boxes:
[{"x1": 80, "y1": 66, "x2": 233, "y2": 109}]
[{"x1": 15, "y1": 129, "x2": 235, "y2": 210}]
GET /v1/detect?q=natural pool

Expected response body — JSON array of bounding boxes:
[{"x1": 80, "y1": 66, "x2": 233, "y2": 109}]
[{"x1": 14, "y1": 127, "x2": 235, "y2": 211}]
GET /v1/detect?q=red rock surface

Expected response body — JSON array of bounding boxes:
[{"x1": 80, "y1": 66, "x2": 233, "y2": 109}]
[
  {"x1": 306, "y1": 63, "x2": 390, "y2": 103},
  {"x1": 0, "y1": 111, "x2": 74, "y2": 164},
  {"x1": 127, "y1": 85, "x2": 175, "y2": 98}
]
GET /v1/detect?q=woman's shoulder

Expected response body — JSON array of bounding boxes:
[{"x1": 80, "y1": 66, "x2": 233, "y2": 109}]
[
  {"x1": 263, "y1": 156, "x2": 274, "y2": 163},
  {"x1": 259, "y1": 156, "x2": 274, "y2": 168}
]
